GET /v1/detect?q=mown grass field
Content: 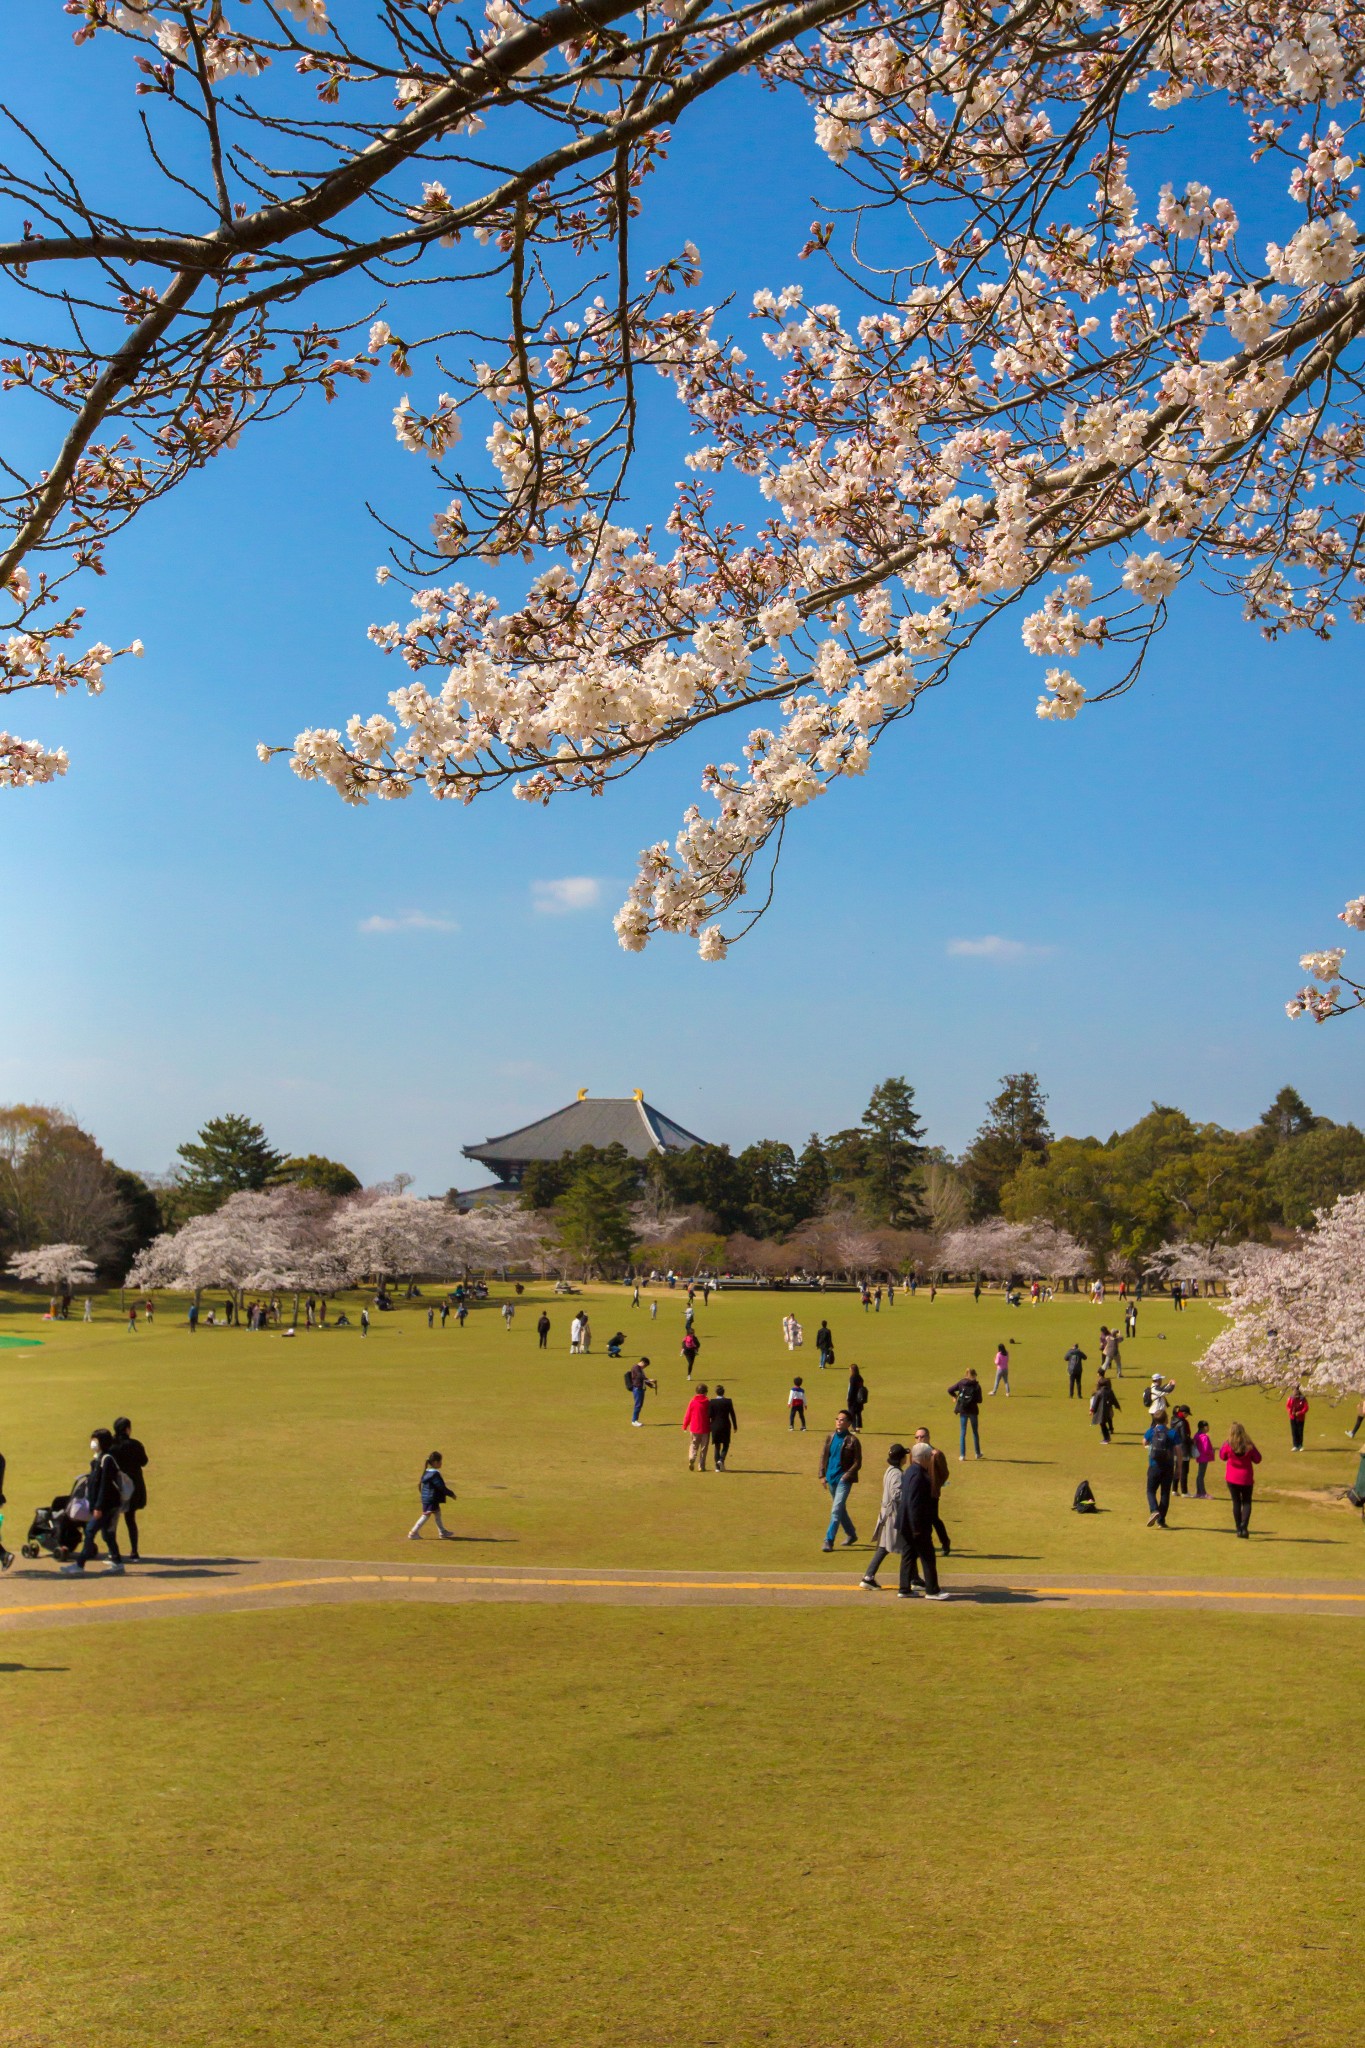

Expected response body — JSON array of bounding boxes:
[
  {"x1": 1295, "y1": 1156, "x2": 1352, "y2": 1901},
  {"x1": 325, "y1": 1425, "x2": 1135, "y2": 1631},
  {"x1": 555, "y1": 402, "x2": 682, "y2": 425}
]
[
  {"x1": 2, "y1": 1282, "x2": 1363, "y2": 2047},
  {"x1": 0, "y1": 1280, "x2": 1360, "y2": 1573}
]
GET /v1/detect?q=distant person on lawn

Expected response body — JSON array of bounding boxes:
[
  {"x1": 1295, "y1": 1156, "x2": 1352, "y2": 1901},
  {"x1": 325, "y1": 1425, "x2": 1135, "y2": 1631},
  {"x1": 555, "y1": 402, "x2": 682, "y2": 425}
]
[
  {"x1": 860, "y1": 1444, "x2": 908, "y2": 1589},
  {"x1": 1143, "y1": 1416, "x2": 1178, "y2": 1528},
  {"x1": 627, "y1": 1358, "x2": 656, "y2": 1425},
  {"x1": 111, "y1": 1416, "x2": 149, "y2": 1563},
  {"x1": 948, "y1": 1368, "x2": 984, "y2": 1459},
  {"x1": 819, "y1": 1410, "x2": 862, "y2": 1551},
  {"x1": 536, "y1": 1311, "x2": 550, "y2": 1349},
  {"x1": 815, "y1": 1321, "x2": 834, "y2": 1371},
  {"x1": 1286, "y1": 1384, "x2": 1308, "y2": 1452},
  {"x1": 1091, "y1": 1370, "x2": 1120, "y2": 1444},
  {"x1": 708, "y1": 1385, "x2": 738, "y2": 1470},
  {"x1": 408, "y1": 1453, "x2": 457, "y2": 1540},
  {"x1": 681, "y1": 1328, "x2": 701, "y2": 1378},
  {"x1": 991, "y1": 1343, "x2": 1010, "y2": 1395},
  {"x1": 1065, "y1": 1343, "x2": 1087, "y2": 1399},
  {"x1": 684, "y1": 1385, "x2": 712, "y2": 1470},
  {"x1": 787, "y1": 1376, "x2": 808, "y2": 1430}
]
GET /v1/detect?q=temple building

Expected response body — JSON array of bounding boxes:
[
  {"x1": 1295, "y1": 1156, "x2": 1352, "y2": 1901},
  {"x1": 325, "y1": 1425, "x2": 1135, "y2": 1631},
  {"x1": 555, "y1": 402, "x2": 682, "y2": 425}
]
[{"x1": 456, "y1": 1089, "x2": 705, "y2": 1203}]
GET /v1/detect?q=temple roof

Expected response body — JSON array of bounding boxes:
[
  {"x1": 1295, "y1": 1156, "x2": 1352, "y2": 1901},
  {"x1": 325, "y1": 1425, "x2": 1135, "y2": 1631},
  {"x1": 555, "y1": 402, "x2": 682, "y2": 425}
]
[{"x1": 463, "y1": 1092, "x2": 705, "y2": 1176}]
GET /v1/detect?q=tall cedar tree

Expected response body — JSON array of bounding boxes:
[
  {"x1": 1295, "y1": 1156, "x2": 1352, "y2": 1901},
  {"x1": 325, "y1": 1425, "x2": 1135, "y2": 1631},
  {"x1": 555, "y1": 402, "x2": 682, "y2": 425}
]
[
  {"x1": 175, "y1": 1114, "x2": 284, "y2": 1216},
  {"x1": 554, "y1": 1154, "x2": 638, "y2": 1276},
  {"x1": 961, "y1": 1073, "x2": 1053, "y2": 1217},
  {"x1": 860, "y1": 1078, "x2": 926, "y2": 1226}
]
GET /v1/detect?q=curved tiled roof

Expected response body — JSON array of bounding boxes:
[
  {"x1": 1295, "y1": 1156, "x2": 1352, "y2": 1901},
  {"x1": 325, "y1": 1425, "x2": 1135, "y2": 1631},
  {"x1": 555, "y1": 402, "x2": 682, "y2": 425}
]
[{"x1": 463, "y1": 1094, "x2": 705, "y2": 1177}]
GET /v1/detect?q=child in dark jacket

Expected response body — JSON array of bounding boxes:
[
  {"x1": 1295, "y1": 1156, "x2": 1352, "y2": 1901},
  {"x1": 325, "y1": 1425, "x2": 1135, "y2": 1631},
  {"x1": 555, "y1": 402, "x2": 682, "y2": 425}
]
[{"x1": 408, "y1": 1452, "x2": 457, "y2": 1540}]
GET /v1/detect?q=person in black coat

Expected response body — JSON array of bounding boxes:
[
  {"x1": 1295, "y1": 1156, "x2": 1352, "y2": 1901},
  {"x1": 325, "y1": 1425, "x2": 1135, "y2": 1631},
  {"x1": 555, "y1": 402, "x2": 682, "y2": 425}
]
[
  {"x1": 846, "y1": 1366, "x2": 868, "y2": 1432},
  {"x1": 111, "y1": 1417, "x2": 149, "y2": 1562},
  {"x1": 60, "y1": 1428, "x2": 125, "y2": 1574},
  {"x1": 707, "y1": 1385, "x2": 738, "y2": 1470},
  {"x1": 897, "y1": 1447, "x2": 949, "y2": 1599},
  {"x1": 0, "y1": 1448, "x2": 12, "y2": 1571}
]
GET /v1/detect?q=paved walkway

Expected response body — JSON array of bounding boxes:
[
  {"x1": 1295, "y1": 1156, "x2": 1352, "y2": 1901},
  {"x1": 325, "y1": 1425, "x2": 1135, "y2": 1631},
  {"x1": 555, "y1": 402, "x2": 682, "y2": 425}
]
[{"x1": 2, "y1": 1555, "x2": 1365, "y2": 1628}]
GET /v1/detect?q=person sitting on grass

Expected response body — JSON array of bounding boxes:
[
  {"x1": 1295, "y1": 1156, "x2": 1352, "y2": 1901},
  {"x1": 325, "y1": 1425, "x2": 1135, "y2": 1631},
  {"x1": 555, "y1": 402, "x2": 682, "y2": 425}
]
[{"x1": 408, "y1": 1452, "x2": 457, "y2": 1541}]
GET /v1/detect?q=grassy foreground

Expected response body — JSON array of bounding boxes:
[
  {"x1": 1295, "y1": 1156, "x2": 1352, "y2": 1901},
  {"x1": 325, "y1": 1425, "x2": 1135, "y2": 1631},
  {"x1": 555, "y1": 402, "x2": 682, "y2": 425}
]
[
  {"x1": 1, "y1": 1281, "x2": 1361, "y2": 1575},
  {"x1": 1, "y1": 1599, "x2": 1361, "y2": 2048}
]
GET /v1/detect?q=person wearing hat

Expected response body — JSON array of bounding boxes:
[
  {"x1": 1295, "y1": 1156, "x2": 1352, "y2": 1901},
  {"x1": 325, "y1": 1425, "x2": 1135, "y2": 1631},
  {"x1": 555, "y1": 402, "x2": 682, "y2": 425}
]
[
  {"x1": 1145, "y1": 1373, "x2": 1174, "y2": 1421},
  {"x1": 859, "y1": 1444, "x2": 908, "y2": 1590}
]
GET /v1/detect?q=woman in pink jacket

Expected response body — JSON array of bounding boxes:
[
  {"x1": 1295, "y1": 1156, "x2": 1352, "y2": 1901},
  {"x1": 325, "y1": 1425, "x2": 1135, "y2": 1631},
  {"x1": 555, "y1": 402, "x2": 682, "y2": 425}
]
[{"x1": 1219, "y1": 1421, "x2": 1262, "y2": 1538}]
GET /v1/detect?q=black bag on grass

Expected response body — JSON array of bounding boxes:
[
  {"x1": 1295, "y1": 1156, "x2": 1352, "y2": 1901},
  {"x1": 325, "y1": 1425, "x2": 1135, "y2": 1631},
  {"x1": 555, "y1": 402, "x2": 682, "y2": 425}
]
[{"x1": 1072, "y1": 1479, "x2": 1098, "y2": 1514}]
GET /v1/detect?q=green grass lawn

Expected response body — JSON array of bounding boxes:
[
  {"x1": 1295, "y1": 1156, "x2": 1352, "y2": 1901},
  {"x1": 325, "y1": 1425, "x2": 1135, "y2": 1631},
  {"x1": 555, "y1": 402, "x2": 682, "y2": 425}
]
[
  {"x1": 1, "y1": 1281, "x2": 1360, "y2": 1575},
  {"x1": 1, "y1": 1599, "x2": 1361, "y2": 2048},
  {"x1": 2, "y1": 1282, "x2": 1362, "y2": 2047}
]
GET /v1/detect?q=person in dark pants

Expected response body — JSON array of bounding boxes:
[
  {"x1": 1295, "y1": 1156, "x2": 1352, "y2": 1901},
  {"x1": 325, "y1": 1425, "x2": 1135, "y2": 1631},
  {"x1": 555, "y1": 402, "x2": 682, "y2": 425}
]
[
  {"x1": 111, "y1": 1417, "x2": 148, "y2": 1563},
  {"x1": 913, "y1": 1426, "x2": 951, "y2": 1555},
  {"x1": 1219, "y1": 1422, "x2": 1262, "y2": 1538},
  {"x1": 0, "y1": 1447, "x2": 12, "y2": 1571},
  {"x1": 846, "y1": 1365, "x2": 868, "y2": 1432},
  {"x1": 1065, "y1": 1344, "x2": 1087, "y2": 1398},
  {"x1": 947, "y1": 1369, "x2": 983, "y2": 1459},
  {"x1": 1091, "y1": 1370, "x2": 1120, "y2": 1443},
  {"x1": 1286, "y1": 1384, "x2": 1308, "y2": 1452},
  {"x1": 60, "y1": 1429, "x2": 124, "y2": 1574},
  {"x1": 815, "y1": 1321, "x2": 834, "y2": 1371},
  {"x1": 536, "y1": 1311, "x2": 551, "y2": 1349},
  {"x1": 681, "y1": 1329, "x2": 700, "y2": 1378},
  {"x1": 1143, "y1": 1417, "x2": 1177, "y2": 1527},
  {"x1": 898, "y1": 1446, "x2": 949, "y2": 1599},
  {"x1": 708, "y1": 1384, "x2": 738, "y2": 1469},
  {"x1": 860, "y1": 1444, "x2": 907, "y2": 1589}
]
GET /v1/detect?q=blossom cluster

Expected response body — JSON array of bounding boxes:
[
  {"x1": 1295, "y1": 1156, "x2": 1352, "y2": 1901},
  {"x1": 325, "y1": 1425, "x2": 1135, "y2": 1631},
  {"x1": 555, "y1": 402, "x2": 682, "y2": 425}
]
[{"x1": 1200, "y1": 1191, "x2": 1365, "y2": 1397}]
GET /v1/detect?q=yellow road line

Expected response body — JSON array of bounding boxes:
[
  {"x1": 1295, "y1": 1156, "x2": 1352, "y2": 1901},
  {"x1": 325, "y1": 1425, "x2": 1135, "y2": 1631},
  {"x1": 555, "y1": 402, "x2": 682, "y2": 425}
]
[{"x1": 3, "y1": 1571, "x2": 1365, "y2": 1621}]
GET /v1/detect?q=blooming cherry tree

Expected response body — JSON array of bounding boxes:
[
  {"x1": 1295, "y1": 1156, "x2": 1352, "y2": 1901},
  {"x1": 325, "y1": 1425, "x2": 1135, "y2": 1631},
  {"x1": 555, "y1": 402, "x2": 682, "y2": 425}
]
[
  {"x1": 1200, "y1": 1190, "x2": 1365, "y2": 1395},
  {"x1": 5, "y1": 3, "x2": 1365, "y2": 954},
  {"x1": 6, "y1": 1242, "x2": 98, "y2": 1289}
]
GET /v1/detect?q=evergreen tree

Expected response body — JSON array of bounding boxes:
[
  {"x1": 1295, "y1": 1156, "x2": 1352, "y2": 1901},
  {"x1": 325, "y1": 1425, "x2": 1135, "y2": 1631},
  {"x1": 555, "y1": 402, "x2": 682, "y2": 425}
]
[
  {"x1": 860, "y1": 1076, "x2": 926, "y2": 1224},
  {"x1": 554, "y1": 1155, "x2": 637, "y2": 1276},
  {"x1": 960, "y1": 1072, "x2": 1052, "y2": 1217},
  {"x1": 791, "y1": 1133, "x2": 830, "y2": 1221},
  {"x1": 735, "y1": 1140, "x2": 799, "y2": 1237},
  {"x1": 175, "y1": 1113, "x2": 283, "y2": 1216},
  {"x1": 1256, "y1": 1084, "x2": 1322, "y2": 1148},
  {"x1": 270, "y1": 1154, "x2": 362, "y2": 1196}
]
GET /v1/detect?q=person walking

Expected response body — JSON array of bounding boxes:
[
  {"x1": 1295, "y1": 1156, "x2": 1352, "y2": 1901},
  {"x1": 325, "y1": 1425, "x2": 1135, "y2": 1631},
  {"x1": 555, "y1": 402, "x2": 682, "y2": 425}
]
[
  {"x1": 502, "y1": 1301, "x2": 515, "y2": 1332},
  {"x1": 407, "y1": 1452, "x2": 457, "y2": 1539},
  {"x1": 569, "y1": 1312, "x2": 584, "y2": 1354},
  {"x1": 0, "y1": 1446, "x2": 12, "y2": 1572},
  {"x1": 187, "y1": 1302, "x2": 199, "y2": 1334},
  {"x1": 1170, "y1": 1405, "x2": 1194, "y2": 1496},
  {"x1": 1286, "y1": 1384, "x2": 1308, "y2": 1452},
  {"x1": 1091, "y1": 1369, "x2": 1120, "y2": 1444},
  {"x1": 859, "y1": 1445, "x2": 907, "y2": 1589},
  {"x1": 684, "y1": 1385, "x2": 712, "y2": 1470},
  {"x1": 991, "y1": 1343, "x2": 1011, "y2": 1396},
  {"x1": 897, "y1": 1445, "x2": 949, "y2": 1599},
  {"x1": 82, "y1": 1297, "x2": 93, "y2": 1323},
  {"x1": 681, "y1": 1328, "x2": 701, "y2": 1379},
  {"x1": 1192, "y1": 1419, "x2": 1215, "y2": 1497},
  {"x1": 1347, "y1": 1396, "x2": 1365, "y2": 1439},
  {"x1": 818, "y1": 1409, "x2": 862, "y2": 1550},
  {"x1": 1065, "y1": 1342, "x2": 1087, "y2": 1398},
  {"x1": 455, "y1": 1298, "x2": 468, "y2": 1328},
  {"x1": 815, "y1": 1320, "x2": 834, "y2": 1372},
  {"x1": 1124, "y1": 1299, "x2": 1138, "y2": 1339},
  {"x1": 631, "y1": 1284, "x2": 641, "y2": 1309},
  {"x1": 360, "y1": 1306, "x2": 370, "y2": 1338},
  {"x1": 59, "y1": 1428, "x2": 125, "y2": 1575},
  {"x1": 126, "y1": 1303, "x2": 138, "y2": 1333},
  {"x1": 846, "y1": 1365, "x2": 868, "y2": 1432},
  {"x1": 913, "y1": 1425, "x2": 952, "y2": 1555},
  {"x1": 1220, "y1": 1422, "x2": 1262, "y2": 1537},
  {"x1": 650, "y1": 1300, "x2": 658, "y2": 1321},
  {"x1": 1143, "y1": 1414, "x2": 1178, "y2": 1528},
  {"x1": 627, "y1": 1357, "x2": 656, "y2": 1425},
  {"x1": 1101, "y1": 1325, "x2": 1123, "y2": 1378},
  {"x1": 708, "y1": 1385, "x2": 738, "y2": 1470},
  {"x1": 536, "y1": 1311, "x2": 550, "y2": 1349},
  {"x1": 947, "y1": 1368, "x2": 984, "y2": 1459},
  {"x1": 111, "y1": 1416, "x2": 148, "y2": 1563},
  {"x1": 579, "y1": 1313, "x2": 592, "y2": 1354},
  {"x1": 787, "y1": 1376, "x2": 808, "y2": 1431}
]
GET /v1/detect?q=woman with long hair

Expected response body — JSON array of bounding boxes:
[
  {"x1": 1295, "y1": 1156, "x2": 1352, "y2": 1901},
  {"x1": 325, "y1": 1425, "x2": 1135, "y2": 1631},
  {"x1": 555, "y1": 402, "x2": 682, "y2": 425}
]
[{"x1": 1219, "y1": 1421, "x2": 1262, "y2": 1539}]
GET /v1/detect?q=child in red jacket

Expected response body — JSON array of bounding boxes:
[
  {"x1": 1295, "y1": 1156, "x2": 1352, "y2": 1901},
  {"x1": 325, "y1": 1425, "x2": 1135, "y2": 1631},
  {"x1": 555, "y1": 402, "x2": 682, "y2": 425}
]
[{"x1": 1286, "y1": 1384, "x2": 1309, "y2": 1452}]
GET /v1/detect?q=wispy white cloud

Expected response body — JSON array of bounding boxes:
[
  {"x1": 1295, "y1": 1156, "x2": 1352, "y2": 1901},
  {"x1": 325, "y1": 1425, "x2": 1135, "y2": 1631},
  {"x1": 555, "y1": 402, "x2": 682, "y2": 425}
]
[
  {"x1": 358, "y1": 910, "x2": 459, "y2": 935},
  {"x1": 532, "y1": 876, "x2": 602, "y2": 915},
  {"x1": 947, "y1": 935, "x2": 1052, "y2": 963}
]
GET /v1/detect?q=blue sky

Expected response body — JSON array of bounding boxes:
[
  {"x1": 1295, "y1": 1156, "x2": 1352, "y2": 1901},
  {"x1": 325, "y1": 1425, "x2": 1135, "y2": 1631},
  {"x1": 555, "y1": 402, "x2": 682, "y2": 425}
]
[{"x1": 1, "y1": 8, "x2": 1362, "y2": 1190}]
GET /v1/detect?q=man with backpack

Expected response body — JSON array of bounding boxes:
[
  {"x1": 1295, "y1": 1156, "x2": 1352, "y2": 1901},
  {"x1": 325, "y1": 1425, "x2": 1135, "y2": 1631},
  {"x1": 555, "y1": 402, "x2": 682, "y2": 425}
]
[
  {"x1": 947, "y1": 1368, "x2": 984, "y2": 1460},
  {"x1": 626, "y1": 1357, "x2": 656, "y2": 1425},
  {"x1": 1064, "y1": 1342, "x2": 1087, "y2": 1399},
  {"x1": 1143, "y1": 1416, "x2": 1179, "y2": 1527},
  {"x1": 60, "y1": 1427, "x2": 128, "y2": 1575}
]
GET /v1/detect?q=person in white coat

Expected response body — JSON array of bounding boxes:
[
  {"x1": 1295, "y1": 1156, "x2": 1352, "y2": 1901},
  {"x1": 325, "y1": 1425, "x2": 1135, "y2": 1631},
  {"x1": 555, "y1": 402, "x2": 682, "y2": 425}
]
[{"x1": 859, "y1": 1445, "x2": 909, "y2": 1590}]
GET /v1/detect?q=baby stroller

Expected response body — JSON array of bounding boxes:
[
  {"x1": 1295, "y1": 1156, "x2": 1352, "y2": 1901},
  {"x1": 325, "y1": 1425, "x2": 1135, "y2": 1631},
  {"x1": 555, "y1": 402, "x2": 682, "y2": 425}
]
[{"x1": 21, "y1": 1476, "x2": 89, "y2": 1561}]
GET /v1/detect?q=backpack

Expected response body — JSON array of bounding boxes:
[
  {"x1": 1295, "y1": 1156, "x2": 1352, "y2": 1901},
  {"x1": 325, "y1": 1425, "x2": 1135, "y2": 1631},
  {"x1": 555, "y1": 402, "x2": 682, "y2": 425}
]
[
  {"x1": 117, "y1": 1470, "x2": 136, "y2": 1512},
  {"x1": 1072, "y1": 1479, "x2": 1097, "y2": 1513},
  {"x1": 623, "y1": 1370, "x2": 634, "y2": 1390},
  {"x1": 1141, "y1": 1384, "x2": 1152, "y2": 1408}
]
